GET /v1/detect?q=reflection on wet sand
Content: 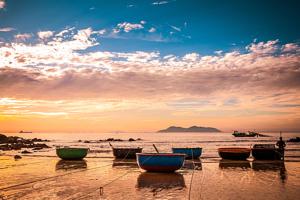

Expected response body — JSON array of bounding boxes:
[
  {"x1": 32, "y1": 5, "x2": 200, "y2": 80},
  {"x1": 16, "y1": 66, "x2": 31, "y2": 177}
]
[
  {"x1": 182, "y1": 160, "x2": 202, "y2": 170},
  {"x1": 112, "y1": 159, "x2": 139, "y2": 168},
  {"x1": 219, "y1": 159, "x2": 251, "y2": 169},
  {"x1": 252, "y1": 161, "x2": 287, "y2": 183},
  {"x1": 136, "y1": 172, "x2": 185, "y2": 189},
  {"x1": 55, "y1": 160, "x2": 87, "y2": 171}
]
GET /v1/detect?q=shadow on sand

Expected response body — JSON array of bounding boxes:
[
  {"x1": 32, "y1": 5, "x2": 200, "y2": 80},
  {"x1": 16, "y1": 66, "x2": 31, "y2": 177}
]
[
  {"x1": 136, "y1": 172, "x2": 186, "y2": 189},
  {"x1": 219, "y1": 159, "x2": 251, "y2": 169},
  {"x1": 55, "y1": 160, "x2": 87, "y2": 171}
]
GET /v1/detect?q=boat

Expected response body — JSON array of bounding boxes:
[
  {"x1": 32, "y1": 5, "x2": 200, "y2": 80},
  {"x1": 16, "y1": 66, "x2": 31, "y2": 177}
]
[
  {"x1": 109, "y1": 143, "x2": 142, "y2": 159},
  {"x1": 19, "y1": 130, "x2": 32, "y2": 133},
  {"x1": 232, "y1": 131, "x2": 257, "y2": 137},
  {"x1": 136, "y1": 153, "x2": 185, "y2": 172},
  {"x1": 56, "y1": 147, "x2": 89, "y2": 160},
  {"x1": 172, "y1": 147, "x2": 202, "y2": 159},
  {"x1": 251, "y1": 144, "x2": 282, "y2": 160},
  {"x1": 218, "y1": 147, "x2": 251, "y2": 160}
]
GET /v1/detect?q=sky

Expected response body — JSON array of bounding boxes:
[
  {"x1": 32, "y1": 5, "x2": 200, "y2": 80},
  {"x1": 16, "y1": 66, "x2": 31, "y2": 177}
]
[{"x1": 0, "y1": 0, "x2": 300, "y2": 133}]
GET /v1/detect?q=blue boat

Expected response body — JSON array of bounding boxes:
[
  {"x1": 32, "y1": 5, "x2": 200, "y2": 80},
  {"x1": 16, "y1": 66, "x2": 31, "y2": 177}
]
[
  {"x1": 136, "y1": 153, "x2": 185, "y2": 172},
  {"x1": 172, "y1": 147, "x2": 202, "y2": 159}
]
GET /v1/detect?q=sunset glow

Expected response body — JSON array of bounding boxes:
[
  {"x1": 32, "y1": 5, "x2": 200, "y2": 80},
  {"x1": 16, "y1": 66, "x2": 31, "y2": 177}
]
[{"x1": 0, "y1": 0, "x2": 299, "y2": 133}]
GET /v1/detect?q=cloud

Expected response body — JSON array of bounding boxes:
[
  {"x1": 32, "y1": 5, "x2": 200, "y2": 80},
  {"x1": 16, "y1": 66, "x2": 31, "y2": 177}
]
[
  {"x1": 0, "y1": 28, "x2": 299, "y2": 104},
  {"x1": 0, "y1": 0, "x2": 5, "y2": 9},
  {"x1": 14, "y1": 33, "x2": 32, "y2": 41},
  {"x1": 149, "y1": 27, "x2": 156, "y2": 33},
  {"x1": 170, "y1": 25, "x2": 181, "y2": 32},
  {"x1": 113, "y1": 22, "x2": 144, "y2": 33},
  {"x1": 246, "y1": 39, "x2": 279, "y2": 54},
  {"x1": 0, "y1": 27, "x2": 15, "y2": 32},
  {"x1": 152, "y1": 1, "x2": 169, "y2": 5},
  {"x1": 37, "y1": 31, "x2": 54, "y2": 40}
]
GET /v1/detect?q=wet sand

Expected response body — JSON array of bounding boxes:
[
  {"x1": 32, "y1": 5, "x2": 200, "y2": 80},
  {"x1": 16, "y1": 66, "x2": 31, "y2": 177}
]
[{"x1": 0, "y1": 155, "x2": 300, "y2": 200}]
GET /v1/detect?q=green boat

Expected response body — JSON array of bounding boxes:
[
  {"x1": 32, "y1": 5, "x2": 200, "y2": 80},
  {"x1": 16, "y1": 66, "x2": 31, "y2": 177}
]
[{"x1": 56, "y1": 147, "x2": 89, "y2": 160}]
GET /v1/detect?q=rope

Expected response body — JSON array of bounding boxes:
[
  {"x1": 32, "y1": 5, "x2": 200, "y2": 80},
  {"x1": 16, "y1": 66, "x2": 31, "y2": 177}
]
[
  {"x1": 0, "y1": 162, "x2": 113, "y2": 192},
  {"x1": 188, "y1": 149, "x2": 196, "y2": 200},
  {"x1": 71, "y1": 150, "x2": 154, "y2": 200}
]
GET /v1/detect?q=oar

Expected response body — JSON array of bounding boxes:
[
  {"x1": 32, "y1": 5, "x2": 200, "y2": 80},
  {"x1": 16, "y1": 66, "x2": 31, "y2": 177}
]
[
  {"x1": 108, "y1": 142, "x2": 114, "y2": 149},
  {"x1": 153, "y1": 144, "x2": 160, "y2": 153}
]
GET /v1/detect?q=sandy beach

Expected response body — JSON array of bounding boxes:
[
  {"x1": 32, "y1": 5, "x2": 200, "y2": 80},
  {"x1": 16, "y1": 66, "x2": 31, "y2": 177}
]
[{"x1": 1, "y1": 132, "x2": 300, "y2": 200}]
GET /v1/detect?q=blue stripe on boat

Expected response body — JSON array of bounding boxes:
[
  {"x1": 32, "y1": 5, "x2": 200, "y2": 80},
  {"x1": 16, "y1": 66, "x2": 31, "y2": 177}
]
[
  {"x1": 172, "y1": 148, "x2": 202, "y2": 159},
  {"x1": 136, "y1": 153, "x2": 185, "y2": 172}
]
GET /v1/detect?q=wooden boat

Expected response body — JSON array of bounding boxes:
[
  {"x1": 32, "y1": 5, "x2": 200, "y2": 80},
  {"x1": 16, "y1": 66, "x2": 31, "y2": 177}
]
[
  {"x1": 251, "y1": 144, "x2": 281, "y2": 160},
  {"x1": 136, "y1": 172, "x2": 185, "y2": 189},
  {"x1": 172, "y1": 147, "x2": 202, "y2": 159},
  {"x1": 218, "y1": 147, "x2": 251, "y2": 160},
  {"x1": 109, "y1": 142, "x2": 142, "y2": 159},
  {"x1": 136, "y1": 153, "x2": 185, "y2": 172},
  {"x1": 112, "y1": 147, "x2": 142, "y2": 159},
  {"x1": 56, "y1": 147, "x2": 89, "y2": 160}
]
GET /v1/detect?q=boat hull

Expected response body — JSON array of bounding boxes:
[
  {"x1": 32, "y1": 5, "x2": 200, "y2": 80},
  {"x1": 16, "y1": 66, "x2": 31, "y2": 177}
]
[
  {"x1": 136, "y1": 153, "x2": 185, "y2": 172},
  {"x1": 112, "y1": 148, "x2": 142, "y2": 159},
  {"x1": 218, "y1": 148, "x2": 251, "y2": 160},
  {"x1": 56, "y1": 148, "x2": 88, "y2": 160},
  {"x1": 172, "y1": 148, "x2": 202, "y2": 159},
  {"x1": 252, "y1": 148, "x2": 281, "y2": 160}
]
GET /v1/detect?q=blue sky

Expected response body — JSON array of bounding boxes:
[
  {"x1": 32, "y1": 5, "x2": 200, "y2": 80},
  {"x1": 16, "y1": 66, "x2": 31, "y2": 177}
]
[{"x1": 1, "y1": 0, "x2": 300, "y2": 56}]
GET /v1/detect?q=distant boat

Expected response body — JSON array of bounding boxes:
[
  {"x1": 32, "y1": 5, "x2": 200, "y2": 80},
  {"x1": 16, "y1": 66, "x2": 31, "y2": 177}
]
[
  {"x1": 232, "y1": 130, "x2": 257, "y2": 137},
  {"x1": 136, "y1": 153, "x2": 185, "y2": 172},
  {"x1": 109, "y1": 143, "x2": 142, "y2": 159},
  {"x1": 56, "y1": 147, "x2": 89, "y2": 160},
  {"x1": 251, "y1": 144, "x2": 282, "y2": 160},
  {"x1": 172, "y1": 147, "x2": 202, "y2": 159},
  {"x1": 19, "y1": 130, "x2": 32, "y2": 133},
  {"x1": 218, "y1": 147, "x2": 251, "y2": 160}
]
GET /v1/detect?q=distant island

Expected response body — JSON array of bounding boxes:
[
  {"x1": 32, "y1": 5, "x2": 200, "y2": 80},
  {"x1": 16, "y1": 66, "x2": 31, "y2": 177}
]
[{"x1": 157, "y1": 126, "x2": 221, "y2": 133}]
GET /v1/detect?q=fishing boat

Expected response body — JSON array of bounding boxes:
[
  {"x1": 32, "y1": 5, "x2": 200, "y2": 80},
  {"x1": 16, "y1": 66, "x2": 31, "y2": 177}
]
[
  {"x1": 56, "y1": 147, "x2": 89, "y2": 160},
  {"x1": 109, "y1": 143, "x2": 142, "y2": 159},
  {"x1": 218, "y1": 147, "x2": 251, "y2": 160},
  {"x1": 232, "y1": 131, "x2": 257, "y2": 137},
  {"x1": 172, "y1": 147, "x2": 202, "y2": 159},
  {"x1": 136, "y1": 153, "x2": 185, "y2": 172},
  {"x1": 251, "y1": 144, "x2": 281, "y2": 160}
]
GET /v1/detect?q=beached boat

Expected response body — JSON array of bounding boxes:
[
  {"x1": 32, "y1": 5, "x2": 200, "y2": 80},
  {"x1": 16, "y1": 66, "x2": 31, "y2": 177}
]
[
  {"x1": 172, "y1": 147, "x2": 202, "y2": 159},
  {"x1": 251, "y1": 144, "x2": 281, "y2": 160},
  {"x1": 109, "y1": 142, "x2": 142, "y2": 159},
  {"x1": 136, "y1": 153, "x2": 185, "y2": 172},
  {"x1": 232, "y1": 131, "x2": 257, "y2": 137},
  {"x1": 56, "y1": 147, "x2": 89, "y2": 160},
  {"x1": 218, "y1": 147, "x2": 251, "y2": 160},
  {"x1": 112, "y1": 147, "x2": 143, "y2": 159}
]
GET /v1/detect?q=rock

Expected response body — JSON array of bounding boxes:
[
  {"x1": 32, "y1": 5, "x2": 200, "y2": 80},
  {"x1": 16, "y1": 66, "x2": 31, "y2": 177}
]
[
  {"x1": 0, "y1": 134, "x2": 8, "y2": 143},
  {"x1": 21, "y1": 150, "x2": 32, "y2": 154},
  {"x1": 128, "y1": 138, "x2": 135, "y2": 142},
  {"x1": 14, "y1": 155, "x2": 22, "y2": 159}
]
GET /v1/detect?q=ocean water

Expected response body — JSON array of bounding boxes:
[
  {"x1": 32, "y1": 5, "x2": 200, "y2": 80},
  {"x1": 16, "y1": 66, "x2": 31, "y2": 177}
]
[{"x1": 0, "y1": 132, "x2": 300, "y2": 200}]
